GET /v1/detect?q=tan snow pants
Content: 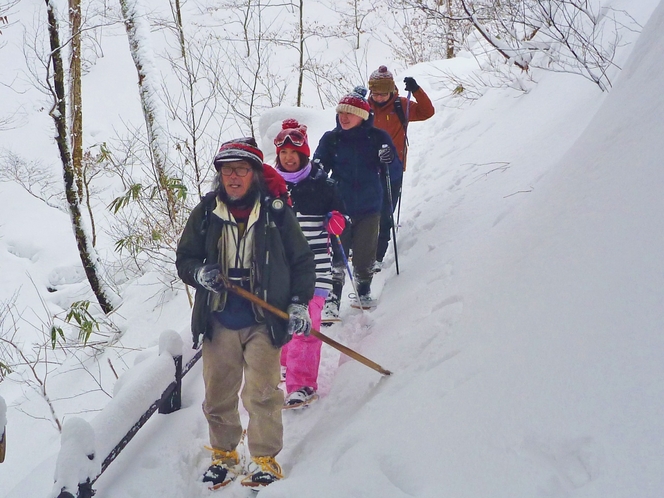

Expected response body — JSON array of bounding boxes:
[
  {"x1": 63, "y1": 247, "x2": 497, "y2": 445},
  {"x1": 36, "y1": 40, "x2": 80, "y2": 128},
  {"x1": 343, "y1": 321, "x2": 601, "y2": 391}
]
[{"x1": 202, "y1": 321, "x2": 283, "y2": 457}]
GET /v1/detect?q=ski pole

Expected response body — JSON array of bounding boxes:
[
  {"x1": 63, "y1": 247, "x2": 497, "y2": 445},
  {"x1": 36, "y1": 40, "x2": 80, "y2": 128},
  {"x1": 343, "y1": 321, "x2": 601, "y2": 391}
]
[
  {"x1": 333, "y1": 234, "x2": 369, "y2": 311},
  {"x1": 219, "y1": 277, "x2": 392, "y2": 376},
  {"x1": 382, "y1": 160, "x2": 400, "y2": 275},
  {"x1": 396, "y1": 91, "x2": 412, "y2": 228}
]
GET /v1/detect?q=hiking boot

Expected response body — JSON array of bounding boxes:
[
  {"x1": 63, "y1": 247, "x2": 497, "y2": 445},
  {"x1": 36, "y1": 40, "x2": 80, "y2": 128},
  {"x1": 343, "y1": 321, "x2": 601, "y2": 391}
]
[
  {"x1": 240, "y1": 456, "x2": 284, "y2": 488},
  {"x1": 202, "y1": 448, "x2": 241, "y2": 489},
  {"x1": 321, "y1": 282, "x2": 342, "y2": 324},
  {"x1": 283, "y1": 387, "x2": 319, "y2": 410},
  {"x1": 321, "y1": 298, "x2": 340, "y2": 324},
  {"x1": 350, "y1": 280, "x2": 378, "y2": 309},
  {"x1": 371, "y1": 260, "x2": 383, "y2": 273}
]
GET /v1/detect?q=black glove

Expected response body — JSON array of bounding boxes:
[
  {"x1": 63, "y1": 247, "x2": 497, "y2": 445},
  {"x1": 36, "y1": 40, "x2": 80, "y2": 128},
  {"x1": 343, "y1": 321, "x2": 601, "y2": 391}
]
[
  {"x1": 378, "y1": 144, "x2": 394, "y2": 164},
  {"x1": 194, "y1": 264, "x2": 224, "y2": 293},
  {"x1": 287, "y1": 303, "x2": 311, "y2": 336},
  {"x1": 403, "y1": 77, "x2": 420, "y2": 93}
]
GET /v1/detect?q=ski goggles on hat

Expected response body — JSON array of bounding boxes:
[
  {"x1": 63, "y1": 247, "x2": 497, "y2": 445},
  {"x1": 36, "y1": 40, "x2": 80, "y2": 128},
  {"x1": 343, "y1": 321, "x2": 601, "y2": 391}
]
[{"x1": 274, "y1": 128, "x2": 306, "y2": 148}]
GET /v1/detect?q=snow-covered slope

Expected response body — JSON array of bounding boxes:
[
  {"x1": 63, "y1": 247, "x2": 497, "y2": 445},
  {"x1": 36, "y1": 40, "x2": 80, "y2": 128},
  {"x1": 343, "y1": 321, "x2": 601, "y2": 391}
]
[{"x1": 1, "y1": 0, "x2": 664, "y2": 497}]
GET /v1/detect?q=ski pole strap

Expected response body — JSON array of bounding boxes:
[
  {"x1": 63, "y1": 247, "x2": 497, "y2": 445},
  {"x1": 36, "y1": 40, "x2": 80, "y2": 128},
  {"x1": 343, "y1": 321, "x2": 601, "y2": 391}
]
[{"x1": 222, "y1": 279, "x2": 392, "y2": 376}]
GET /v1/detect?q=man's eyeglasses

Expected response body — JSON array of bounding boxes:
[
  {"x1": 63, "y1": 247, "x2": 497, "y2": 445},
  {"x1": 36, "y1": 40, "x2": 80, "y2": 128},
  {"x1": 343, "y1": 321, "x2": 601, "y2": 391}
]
[
  {"x1": 274, "y1": 129, "x2": 306, "y2": 148},
  {"x1": 372, "y1": 92, "x2": 390, "y2": 98},
  {"x1": 220, "y1": 165, "x2": 252, "y2": 177}
]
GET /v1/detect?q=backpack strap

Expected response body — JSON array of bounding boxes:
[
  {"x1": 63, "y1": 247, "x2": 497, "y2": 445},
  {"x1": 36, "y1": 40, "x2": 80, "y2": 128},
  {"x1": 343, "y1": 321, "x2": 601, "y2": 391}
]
[
  {"x1": 393, "y1": 98, "x2": 408, "y2": 131},
  {"x1": 199, "y1": 191, "x2": 217, "y2": 236}
]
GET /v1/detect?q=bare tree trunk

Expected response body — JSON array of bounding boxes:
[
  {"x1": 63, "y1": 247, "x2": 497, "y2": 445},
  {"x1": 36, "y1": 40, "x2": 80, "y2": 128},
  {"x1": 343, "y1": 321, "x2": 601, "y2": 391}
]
[
  {"x1": 170, "y1": 0, "x2": 203, "y2": 194},
  {"x1": 119, "y1": 0, "x2": 178, "y2": 222},
  {"x1": 459, "y1": 0, "x2": 529, "y2": 71},
  {"x1": 446, "y1": 0, "x2": 455, "y2": 59},
  {"x1": 44, "y1": 0, "x2": 115, "y2": 315},
  {"x1": 353, "y1": 0, "x2": 360, "y2": 50},
  {"x1": 69, "y1": 0, "x2": 84, "y2": 202},
  {"x1": 296, "y1": 0, "x2": 304, "y2": 107}
]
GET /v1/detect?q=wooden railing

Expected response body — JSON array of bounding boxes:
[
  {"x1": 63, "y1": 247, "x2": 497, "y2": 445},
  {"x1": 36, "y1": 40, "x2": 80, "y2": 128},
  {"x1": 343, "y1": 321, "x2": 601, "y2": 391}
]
[{"x1": 53, "y1": 332, "x2": 201, "y2": 498}]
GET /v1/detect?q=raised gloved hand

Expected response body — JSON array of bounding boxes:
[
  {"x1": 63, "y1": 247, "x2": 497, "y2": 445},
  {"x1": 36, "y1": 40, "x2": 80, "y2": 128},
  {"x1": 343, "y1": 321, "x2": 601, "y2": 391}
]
[
  {"x1": 326, "y1": 210, "x2": 346, "y2": 236},
  {"x1": 194, "y1": 264, "x2": 224, "y2": 293},
  {"x1": 403, "y1": 77, "x2": 420, "y2": 93},
  {"x1": 378, "y1": 144, "x2": 394, "y2": 164},
  {"x1": 287, "y1": 303, "x2": 312, "y2": 336}
]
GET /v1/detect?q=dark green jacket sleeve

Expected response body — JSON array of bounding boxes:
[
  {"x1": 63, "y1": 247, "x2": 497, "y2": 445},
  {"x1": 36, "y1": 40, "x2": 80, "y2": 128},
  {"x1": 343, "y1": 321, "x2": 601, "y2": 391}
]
[{"x1": 175, "y1": 200, "x2": 208, "y2": 290}]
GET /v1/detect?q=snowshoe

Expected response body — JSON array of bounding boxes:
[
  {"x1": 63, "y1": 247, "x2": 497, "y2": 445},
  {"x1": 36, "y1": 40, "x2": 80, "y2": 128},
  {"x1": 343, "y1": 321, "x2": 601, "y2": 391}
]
[
  {"x1": 350, "y1": 294, "x2": 378, "y2": 310},
  {"x1": 240, "y1": 456, "x2": 283, "y2": 488},
  {"x1": 350, "y1": 280, "x2": 378, "y2": 309},
  {"x1": 283, "y1": 387, "x2": 319, "y2": 410},
  {"x1": 202, "y1": 448, "x2": 241, "y2": 489}
]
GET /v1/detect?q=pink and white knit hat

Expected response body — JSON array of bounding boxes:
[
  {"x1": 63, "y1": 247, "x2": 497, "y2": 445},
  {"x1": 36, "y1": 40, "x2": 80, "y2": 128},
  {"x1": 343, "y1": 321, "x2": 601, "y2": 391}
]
[{"x1": 335, "y1": 86, "x2": 371, "y2": 121}]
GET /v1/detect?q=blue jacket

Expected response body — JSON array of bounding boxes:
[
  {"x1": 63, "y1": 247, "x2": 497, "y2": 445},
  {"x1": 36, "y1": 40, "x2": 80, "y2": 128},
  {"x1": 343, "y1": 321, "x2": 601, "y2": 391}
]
[{"x1": 313, "y1": 114, "x2": 402, "y2": 217}]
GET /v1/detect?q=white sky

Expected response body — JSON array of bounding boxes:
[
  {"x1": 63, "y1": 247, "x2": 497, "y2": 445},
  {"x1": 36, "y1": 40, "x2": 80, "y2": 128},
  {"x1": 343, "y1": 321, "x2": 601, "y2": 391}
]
[{"x1": 1, "y1": 0, "x2": 663, "y2": 497}]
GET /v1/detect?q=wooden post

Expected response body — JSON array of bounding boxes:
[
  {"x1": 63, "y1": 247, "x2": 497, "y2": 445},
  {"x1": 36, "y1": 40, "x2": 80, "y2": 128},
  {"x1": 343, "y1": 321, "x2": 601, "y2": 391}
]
[{"x1": 159, "y1": 355, "x2": 183, "y2": 414}]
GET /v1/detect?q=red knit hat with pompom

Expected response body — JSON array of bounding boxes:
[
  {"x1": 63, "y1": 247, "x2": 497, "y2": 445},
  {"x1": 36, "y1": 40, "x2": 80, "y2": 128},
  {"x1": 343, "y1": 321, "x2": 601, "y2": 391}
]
[{"x1": 274, "y1": 118, "x2": 311, "y2": 157}]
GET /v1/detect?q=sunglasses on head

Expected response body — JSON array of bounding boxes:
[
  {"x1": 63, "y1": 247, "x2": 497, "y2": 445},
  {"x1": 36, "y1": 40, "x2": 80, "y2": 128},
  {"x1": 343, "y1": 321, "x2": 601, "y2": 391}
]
[{"x1": 274, "y1": 129, "x2": 306, "y2": 148}]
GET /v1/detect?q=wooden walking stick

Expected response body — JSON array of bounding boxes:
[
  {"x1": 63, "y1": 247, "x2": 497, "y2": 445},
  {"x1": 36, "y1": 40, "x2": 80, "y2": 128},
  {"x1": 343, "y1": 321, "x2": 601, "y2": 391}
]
[{"x1": 221, "y1": 278, "x2": 392, "y2": 376}]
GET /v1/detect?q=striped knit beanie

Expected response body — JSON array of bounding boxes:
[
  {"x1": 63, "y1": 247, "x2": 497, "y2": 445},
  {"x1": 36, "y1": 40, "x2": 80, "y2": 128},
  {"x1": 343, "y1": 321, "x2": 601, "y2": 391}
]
[
  {"x1": 336, "y1": 86, "x2": 371, "y2": 121},
  {"x1": 213, "y1": 137, "x2": 264, "y2": 171},
  {"x1": 368, "y1": 65, "x2": 396, "y2": 94}
]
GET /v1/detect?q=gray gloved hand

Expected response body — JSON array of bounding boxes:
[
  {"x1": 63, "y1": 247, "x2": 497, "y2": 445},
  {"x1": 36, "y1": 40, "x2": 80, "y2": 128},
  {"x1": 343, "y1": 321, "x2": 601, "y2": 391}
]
[
  {"x1": 287, "y1": 303, "x2": 311, "y2": 336},
  {"x1": 378, "y1": 144, "x2": 394, "y2": 164},
  {"x1": 194, "y1": 264, "x2": 224, "y2": 293}
]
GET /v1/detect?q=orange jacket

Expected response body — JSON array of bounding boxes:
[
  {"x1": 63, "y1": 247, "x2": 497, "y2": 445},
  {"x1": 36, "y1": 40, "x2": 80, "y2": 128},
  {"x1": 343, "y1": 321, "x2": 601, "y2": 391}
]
[{"x1": 369, "y1": 87, "x2": 434, "y2": 169}]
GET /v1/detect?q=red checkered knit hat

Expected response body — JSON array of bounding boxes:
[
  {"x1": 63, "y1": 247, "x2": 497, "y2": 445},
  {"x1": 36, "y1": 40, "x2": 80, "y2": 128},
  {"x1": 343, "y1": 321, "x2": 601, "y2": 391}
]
[
  {"x1": 213, "y1": 137, "x2": 264, "y2": 171},
  {"x1": 368, "y1": 65, "x2": 396, "y2": 94},
  {"x1": 336, "y1": 86, "x2": 371, "y2": 121},
  {"x1": 274, "y1": 119, "x2": 311, "y2": 157}
]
